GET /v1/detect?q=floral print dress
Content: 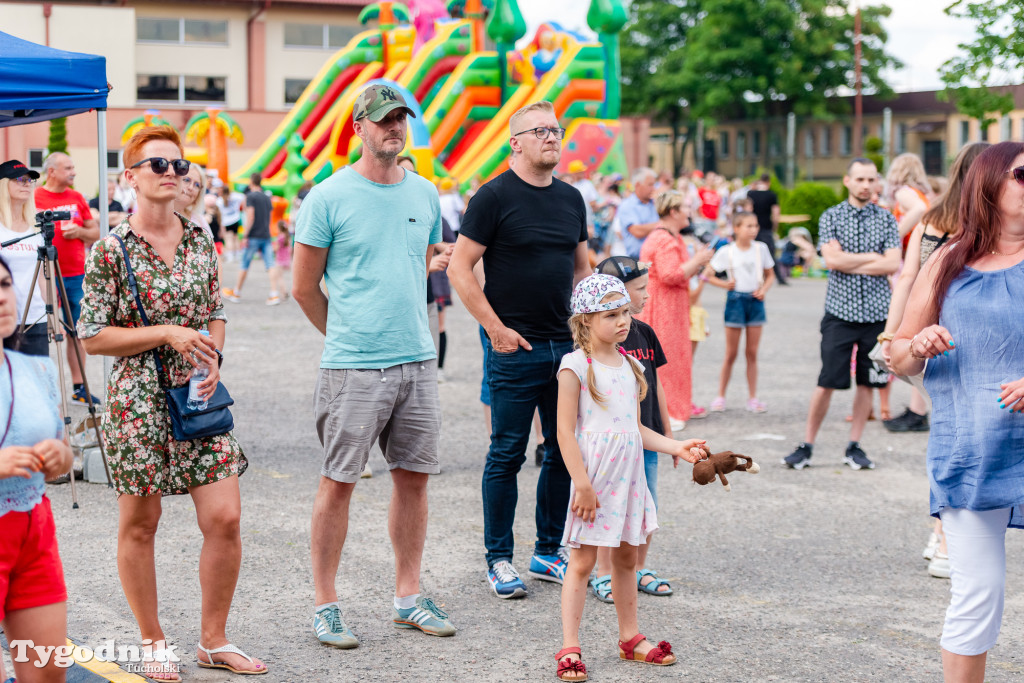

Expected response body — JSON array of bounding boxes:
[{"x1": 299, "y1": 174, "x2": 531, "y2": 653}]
[{"x1": 78, "y1": 214, "x2": 247, "y2": 496}]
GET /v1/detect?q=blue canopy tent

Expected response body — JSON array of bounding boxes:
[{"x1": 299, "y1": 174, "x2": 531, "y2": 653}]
[{"x1": 0, "y1": 30, "x2": 111, "y2": 233}]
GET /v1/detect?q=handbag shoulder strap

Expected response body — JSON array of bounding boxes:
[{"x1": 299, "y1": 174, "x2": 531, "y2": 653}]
[{"x1": 112, "y1": 234, "x2": 169, "y2": 390}]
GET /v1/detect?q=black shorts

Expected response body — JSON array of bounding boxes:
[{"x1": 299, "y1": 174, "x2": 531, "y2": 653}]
[
  {"x1": 817, "y1": 313, "x2": 889, "y2": 389},
  {"x1": 224, "y1": 220, "x2": 242, "y2": 234}
]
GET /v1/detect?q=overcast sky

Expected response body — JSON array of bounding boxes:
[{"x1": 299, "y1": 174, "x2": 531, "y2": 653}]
[{"x1": 516, "y1": 0, "x2": 980, "y2": 93}]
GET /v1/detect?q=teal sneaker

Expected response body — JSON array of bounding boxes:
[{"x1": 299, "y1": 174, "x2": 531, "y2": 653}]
[
  {"x1": 393, "y1": 596, "x2": 457, "y2": 637},
  {"x1": 313, "y1": 604, "x2": 359, "y2": 649}
]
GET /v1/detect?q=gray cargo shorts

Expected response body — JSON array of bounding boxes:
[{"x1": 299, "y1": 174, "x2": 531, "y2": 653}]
[{"x1": 314, "y1": 360, "x2": 441, "y2": 483}]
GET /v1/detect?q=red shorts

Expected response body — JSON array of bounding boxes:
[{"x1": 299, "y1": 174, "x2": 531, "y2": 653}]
[{"x1": 0, "y1": 496, "x2": 67, "y2": 620}]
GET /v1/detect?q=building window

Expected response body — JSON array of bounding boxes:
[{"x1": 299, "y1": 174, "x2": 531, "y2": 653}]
[
  {"x1": 752, "y1": 130, "x2": 761, "y2": 157},
  {"x1": 137, "y1": 18, "x2": 227, "y2": 45},
  {"x1": 719, "y1": 131, "x2": 730, "y2": 158},
  {"x1": 736, "y1": 131, "x2": 746, "y2": 160},
  {"x1": 768, "y1": 131, "x2": 781, "y2": 157},
  {"x1": 285, "y1": 23, "x2": 358, "y2": 49},
  {"x1": 1001, "y1": 115, "x2": 1012, "y2": 141},
  {"x1": 285, "y1": 79, "x2": 311, "y2": 105},
  {"x1": 803, "y1": 129, "x2": 814, "y2": 158},
  {"x1": 959, "y1": 120, "x2": 970, "y2": 147},
  {"x1": 27, "y1": 149, "x2": 46, "y2": 172},
  {"x1": 819, "y1": 127, "x2": 831, "y2": 157},
  {"x1": 106, "y1": 150, "x2": 123, "y2": 171},
  {"x1": 137, "y1": 75, "x2": 226, "y2": 104},
  {"x1": 840, "y1": 125, "x2": 852, "y2": 156},
  {"x1": 895, "y1": 122, "x2": 907, "y2": 154}
]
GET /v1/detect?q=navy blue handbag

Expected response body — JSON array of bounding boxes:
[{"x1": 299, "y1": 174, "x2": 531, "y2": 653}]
[{"x1": 113, "y1": 234, "x2": 234, "y2": 441}]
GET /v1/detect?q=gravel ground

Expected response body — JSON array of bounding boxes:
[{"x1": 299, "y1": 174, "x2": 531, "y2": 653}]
[{"x1": 32, "y1": 262, "x2": 1024, "y2": 682}]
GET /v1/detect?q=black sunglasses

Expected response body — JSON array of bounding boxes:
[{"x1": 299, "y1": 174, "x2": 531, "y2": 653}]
[
  {"x1": 131, "y1": 157, "x2": 191, "y2": 176},
  {"x1": 1008, "y1": 166, "x2": 1024, "y2": 185}
]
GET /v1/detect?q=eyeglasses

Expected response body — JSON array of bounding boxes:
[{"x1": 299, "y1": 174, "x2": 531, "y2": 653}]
[
  {"x1": 1007, "y1": 166, "x2": 1024, "y2": 185},
  {"x1": 181, "y1": 178, "x2": 202, "y2": 190},
  {"x1": 512, "y1": 127, "x2": 566, "y2": 140},
  {"x1": 130, "y1": 157, "x2": 191, "y2": 176},
  {"x1": 11, "y1": 177, "x2": 36, "y2": 187}
]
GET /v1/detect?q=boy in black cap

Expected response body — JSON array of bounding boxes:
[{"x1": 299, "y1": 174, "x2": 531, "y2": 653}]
[{"x1": 589, "y1": 255, "x2": 676, "y2": 603}]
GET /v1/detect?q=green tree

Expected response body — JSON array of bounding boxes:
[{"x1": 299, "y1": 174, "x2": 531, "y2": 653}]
[
  {"x1": 620, "y1": 0, "x2": 900, "y2": 174},
  {"x1": 939, "y1": 0, "x2": 1024, "y2": 131},
  {"x1": 48, "y1": 117, "x2": 68, "y2": 156}
]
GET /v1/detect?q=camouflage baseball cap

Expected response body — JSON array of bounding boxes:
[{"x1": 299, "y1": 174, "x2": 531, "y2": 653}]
[{"x1": 353, "y1": 84, "x2": 416, "y2": 123}]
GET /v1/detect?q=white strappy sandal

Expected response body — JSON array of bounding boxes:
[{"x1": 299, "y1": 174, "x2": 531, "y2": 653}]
[{"x1": 197, "y1": 643, "x2": 268, "y2": 676}]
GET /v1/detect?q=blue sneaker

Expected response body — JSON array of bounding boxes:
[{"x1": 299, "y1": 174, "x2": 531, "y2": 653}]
[
  {"x1": 528, "y1": 551, "x2": 567, "y2": 584},
  {"x1": 312, "y1": 604, "x2": 359, "y2": 649},
  {"x1": 487, "y1": 560, "x2": 527, "y2": 599},
  {"x1": 393, "y1": 596, "x2": 457, "y2": 636}
]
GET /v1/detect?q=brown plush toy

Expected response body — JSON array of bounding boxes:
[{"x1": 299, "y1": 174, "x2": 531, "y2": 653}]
[{"x1": 692, "y1": 450, "x2": 760, "y2": 491}]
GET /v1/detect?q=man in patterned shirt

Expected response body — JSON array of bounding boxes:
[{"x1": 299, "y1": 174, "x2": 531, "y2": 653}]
[{"x1": 784, "y1": 158, "x2": 900, "y2": 471}]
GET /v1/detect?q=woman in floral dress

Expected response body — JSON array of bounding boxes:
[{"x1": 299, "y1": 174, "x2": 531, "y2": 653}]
[{"x1": 79, "y1": 126, "x2": 266, "y2": 680}]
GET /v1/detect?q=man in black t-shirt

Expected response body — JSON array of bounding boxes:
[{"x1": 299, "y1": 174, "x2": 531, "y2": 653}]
[
  {"x1": 746, "y1": 174, "x2": 787, "y2": 284},
  {"x1": 448, "y1": 100, "x2": 590, "y2": 599},
  {"x1": 223, "y1": 173, "x2": 285, "y2": 305}
]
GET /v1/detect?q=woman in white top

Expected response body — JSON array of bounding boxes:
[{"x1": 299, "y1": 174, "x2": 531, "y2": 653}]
[{"x1": 0, "y1": 160, "x2": 48, "y2": 357}]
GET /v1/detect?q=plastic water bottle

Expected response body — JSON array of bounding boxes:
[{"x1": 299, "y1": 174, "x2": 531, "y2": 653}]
[{"x1": 187, "y1": 331, "x2": 210, "y2": 411}]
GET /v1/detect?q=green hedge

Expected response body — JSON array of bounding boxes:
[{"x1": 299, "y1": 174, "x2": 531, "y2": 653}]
[{"x1": 779, "y1": 182, "x2": 840, "y2": 242}]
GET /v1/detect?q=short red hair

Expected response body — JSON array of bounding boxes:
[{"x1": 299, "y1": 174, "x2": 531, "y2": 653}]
[{"x1": 123, "y1": 126, "x2": 184, "y2": 169}]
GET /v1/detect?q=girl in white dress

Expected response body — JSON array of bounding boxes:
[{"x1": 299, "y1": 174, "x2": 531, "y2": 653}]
[{"x1": 554, "y1": 274, "x2": 708, "y2": 681}]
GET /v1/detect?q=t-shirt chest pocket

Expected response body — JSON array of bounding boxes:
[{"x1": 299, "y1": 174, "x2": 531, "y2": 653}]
[{"x1": 405, "y1": 214, "x2": 430, "y2": 256}]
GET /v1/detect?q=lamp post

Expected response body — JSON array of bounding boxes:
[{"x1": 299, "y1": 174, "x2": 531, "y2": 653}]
[{"x1": 852, "y1": 1, "x2": 863, "y2": 156}]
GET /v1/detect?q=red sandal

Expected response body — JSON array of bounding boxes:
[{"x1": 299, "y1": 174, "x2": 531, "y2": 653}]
[
  {"x1": 555, "y1": 646, "x2": 588, "y2": 681},
  {"x1": 618, "y1": 633, "x2": 676, "y2": 666}
]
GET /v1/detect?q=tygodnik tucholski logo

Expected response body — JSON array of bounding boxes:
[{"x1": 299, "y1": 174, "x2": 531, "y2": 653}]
[{"x1": 8, "y1": 638, "x2": 180, "y2": 671}]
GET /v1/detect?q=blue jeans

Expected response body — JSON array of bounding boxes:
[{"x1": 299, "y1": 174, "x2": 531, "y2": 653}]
[
  {"x1": 240, "y1": 238, "x2": 274, "y2": 271},
  {"x1": 483, "y1": 338, "x2": 573, "y2": 567},
  {"x1": 643, "y1": 449, "x2": 659, "y2": 510}
]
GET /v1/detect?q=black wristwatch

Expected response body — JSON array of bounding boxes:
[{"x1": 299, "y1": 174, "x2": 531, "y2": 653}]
[{"x1": 214, "y1": 348, "x2": 224, "y2": 367}]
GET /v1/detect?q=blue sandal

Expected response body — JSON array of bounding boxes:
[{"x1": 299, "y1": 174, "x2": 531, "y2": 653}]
[
  {"x1": 589, "y1": 574, "x2": 614, "y2": 603},
  {"x1": 637, "y1": 569, "x2": 673, "y2": 596}
]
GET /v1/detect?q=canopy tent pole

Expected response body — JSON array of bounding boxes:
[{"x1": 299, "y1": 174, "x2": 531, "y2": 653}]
[{"x1": 97, "y1": 108, "x2": 113, "y2": 382}]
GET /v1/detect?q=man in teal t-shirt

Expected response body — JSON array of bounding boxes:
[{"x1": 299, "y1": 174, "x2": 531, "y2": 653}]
[{"x1": 293, "y1": 84, "x2": 455, "y2": 648}]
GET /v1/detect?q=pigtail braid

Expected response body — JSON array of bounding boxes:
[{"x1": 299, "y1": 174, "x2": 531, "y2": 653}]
[{"x1": 569, "y1": 312, "x2": 607, "y2": 405}]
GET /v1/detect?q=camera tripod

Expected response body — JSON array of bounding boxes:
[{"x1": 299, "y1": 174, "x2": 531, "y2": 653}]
[{"x1": 1, "y1": 210, "x2": 112, "y2": 508}]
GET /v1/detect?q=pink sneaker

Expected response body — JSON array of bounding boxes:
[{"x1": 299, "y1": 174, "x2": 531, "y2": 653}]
[
  {"x1": 746, "y1": 398, "x2": 767, "y2": 413},
  {"x1": 689, "y1": 406, "x2": 709, "y2": 419},
  {"x1": 709, "y1": 397, "x2": 726, "y2": 412}
]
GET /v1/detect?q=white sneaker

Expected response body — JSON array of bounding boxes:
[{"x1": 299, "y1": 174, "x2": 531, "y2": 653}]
[
  {"x1": 923, "y1": 531, "x2": 939, "y2": 561},
  {"x1": 361, "y1": 463, "x2": 373, "y2": 479},
  {"x1": 928, "y1": 551, "x2": 950, "y2": 579},
  {"x1": 669, "y1": 418, "x2": 686, "y2": 433},
  {"x1": 436, "y1": 368, "x2": 447, "y2": 384}
]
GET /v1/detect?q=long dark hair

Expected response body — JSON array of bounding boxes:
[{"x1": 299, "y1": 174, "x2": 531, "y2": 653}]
[
  {"x1": 0, "y1": 254, "x2": 23, "y2": 352},
  {"x1": 920, "y1": 142, "x2": 991, "y2": 235},
  {"x1": 932, "y1": 141, "x2": 1024, "y2": 317}
]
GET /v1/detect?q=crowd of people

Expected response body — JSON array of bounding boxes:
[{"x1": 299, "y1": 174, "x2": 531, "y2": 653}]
[{"x1": 0, "y1": 80, "x2": 1020, "y2": 683}]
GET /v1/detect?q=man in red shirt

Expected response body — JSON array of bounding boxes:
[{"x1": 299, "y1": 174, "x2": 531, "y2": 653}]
[{"x1": 34, "y1": 152, "x2": 100, "y2": 404}]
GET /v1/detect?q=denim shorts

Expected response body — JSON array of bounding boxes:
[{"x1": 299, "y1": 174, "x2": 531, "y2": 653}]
[
  {"x1": 240, "y1": 238, "x2": 274, "y2": 271},
  {"x1": 62, "y1": 274, "x2": 84, "y2": 325},
  {"x1": 723, "y1": 290, "x2": 766, "y2": 328}
]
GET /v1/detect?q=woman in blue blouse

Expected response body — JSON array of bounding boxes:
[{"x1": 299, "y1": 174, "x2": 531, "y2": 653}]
[
  {"x1": 892, "y1": 141, "x2": 1024, "y2": 683},
  {"x1": 0, "y1": 253, "x2": 73, "y2": 683}
]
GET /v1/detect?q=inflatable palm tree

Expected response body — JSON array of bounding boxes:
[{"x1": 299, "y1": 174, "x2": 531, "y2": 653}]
[{"x1": 184, "y1": 109, "x2": 244, "y2": 188}]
